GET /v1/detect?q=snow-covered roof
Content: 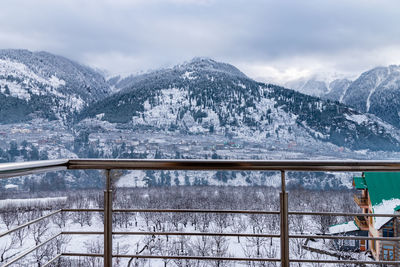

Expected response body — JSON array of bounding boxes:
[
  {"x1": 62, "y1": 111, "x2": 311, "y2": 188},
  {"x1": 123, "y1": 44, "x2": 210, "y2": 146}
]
[
  {"x1": 328, "y1": 220, "x2": 359, "y2": 234},
  {"x1": 372, "y1": 199, "x2": 400, "y2": 229}
]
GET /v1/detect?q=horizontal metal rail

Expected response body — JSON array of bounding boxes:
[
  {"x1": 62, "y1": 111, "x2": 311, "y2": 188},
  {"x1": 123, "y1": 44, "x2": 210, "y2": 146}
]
[
  {"x1": 62, "y1": 252, "x2": 281, "y2": 262},
  {"x1": 62, "y1": 231, "x2": 104, "y2": 235},
  {"x1": 68, "y1": 159, "x2": 400, "y2": 172},
  {"x1": 54, "y1": 253, "x2": 400, "y2": 265},
  {"x1": 62, "y1": 231, "x2": 280, "y2": 238},
  {"x1": 62, "y1": 208, "x2": 103, "y2": 212},
  {"x1": 290, "y1": 234, "x2": 400, "y2": 241},
  {"x1": 3, "y1": 233, "x2": 61, "y2": 267},
  {"x1": 113, "y1": 231, "x2": 280, "y2": 238},
  {"x1": 290, "y1": 258, "x2": 400, "y2": 265},
  {"x1": 5, "y1": 159, "x2": 400, "y2": 179},
  {"x1": 112, "y1": 208, "x2": 280, "y2": 215},
  {"x1": 0, "y1": 159, "x2": 68, "y2": 179},
  {"x1": 0, "y1": 209, "x2": 61, "y2": 238},
  {"x1": 288, "y1": 210, "x2": 400, "y2": 217}
]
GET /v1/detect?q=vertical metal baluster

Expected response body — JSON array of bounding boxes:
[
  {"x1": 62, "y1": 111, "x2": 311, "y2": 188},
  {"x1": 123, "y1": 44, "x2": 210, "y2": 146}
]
[
  {"x1": 104, "y1": 169, "x2": 113, "y2": 267},
  {"x1": 280, "y1": 170, "x2": 289, "y2": 267}
]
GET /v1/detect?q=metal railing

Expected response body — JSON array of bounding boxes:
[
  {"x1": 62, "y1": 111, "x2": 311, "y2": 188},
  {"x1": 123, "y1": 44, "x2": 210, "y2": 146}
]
[{"x1": 2, "y1": 159, "x2": 400, "y2": 266}]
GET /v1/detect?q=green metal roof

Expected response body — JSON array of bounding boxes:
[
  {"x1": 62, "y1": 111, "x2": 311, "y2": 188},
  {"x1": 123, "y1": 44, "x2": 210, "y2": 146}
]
[
  {"x1": 364, "y1": 172, "x2": 400, "y2": 206},
  {"x1": 353, "y1": 176, "x2": 367, "y2": 189}
]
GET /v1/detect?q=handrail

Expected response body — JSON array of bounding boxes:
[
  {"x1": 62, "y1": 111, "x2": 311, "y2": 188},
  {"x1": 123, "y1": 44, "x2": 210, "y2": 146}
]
[
  {"x1": 4, "y1": 159, "x2": 400, "y2": 178},
  {"x1": 67, "y1": 158, "x2": 400, "y2": 171},
  {"x1": 0, "y1": 159, "x2": 68, "y2": 178}
]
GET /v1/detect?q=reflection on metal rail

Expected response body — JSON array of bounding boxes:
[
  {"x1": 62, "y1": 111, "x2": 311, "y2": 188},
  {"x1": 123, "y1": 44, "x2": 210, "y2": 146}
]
[{"x1": 2, "y1": 159, "x2": 400, "y2": 266}]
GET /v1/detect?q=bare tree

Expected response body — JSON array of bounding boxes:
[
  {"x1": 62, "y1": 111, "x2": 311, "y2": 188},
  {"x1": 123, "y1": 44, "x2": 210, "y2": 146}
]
[
  {"x1": 0, "y1": 209, "x2": 17, "y2": 230},
  {"x1": 31, "y1": 218, "x2": 49, "y2": 245},
  {"x1": 0, "y1": 234, "x2": 17, "y2": 263},
  {"x1": 83, "y1": 239, "x2": 103, "y2": 267}
]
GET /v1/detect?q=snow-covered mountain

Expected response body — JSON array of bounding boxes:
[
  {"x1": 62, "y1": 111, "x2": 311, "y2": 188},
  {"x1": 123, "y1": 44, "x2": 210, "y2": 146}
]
[
  {"x1": 323, "y1": 78, "x2": 352, "y2": 102},
  {"x1": 0, "y1": 49, "x2": 110, "y2": 123},
  {"x1": 284, "y1": 76, "x2": 352, "y2": 101},
  {"x1": 80, "y1": 58, "x2": 400, "y2": 152},
  {"x1": 340, "y1": 65, "x2": 400, "y2": 127},
  {"x1": 284, "y1": 65, "x2": 400, "y2": 129},
  {"x1": 3, "y1": 54, "x2": 400, "y2": 189}
]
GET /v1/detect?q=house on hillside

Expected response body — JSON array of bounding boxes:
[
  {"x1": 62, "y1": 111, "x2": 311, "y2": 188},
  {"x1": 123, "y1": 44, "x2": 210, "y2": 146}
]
[
  {"x1": 352, "y1": 172, "x2": 400, "y2": 261},
  {"x1": 329, "y1": 220, "x2": 368, "y2": 251}
]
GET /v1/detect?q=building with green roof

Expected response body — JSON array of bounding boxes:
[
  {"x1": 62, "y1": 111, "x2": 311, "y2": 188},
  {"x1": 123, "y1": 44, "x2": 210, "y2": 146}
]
[{"x1": 352, "y1": 172, "x2": 400, "y2": 261}]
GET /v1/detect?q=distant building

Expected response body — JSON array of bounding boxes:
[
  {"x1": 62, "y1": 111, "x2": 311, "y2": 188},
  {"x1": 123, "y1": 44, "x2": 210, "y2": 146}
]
[
  {"x1": 352, "y1": 172, "x2": 400, "y2": 261},
  {"x1": 4, "y1": 184, "x2": 18, "y2": 191},
  {"x1": 328, "y1": 221, "x2": 368, "y2": 251}
]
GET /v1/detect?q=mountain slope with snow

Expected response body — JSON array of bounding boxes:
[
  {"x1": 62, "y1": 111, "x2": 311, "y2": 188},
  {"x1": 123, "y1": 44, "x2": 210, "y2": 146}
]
[
  {"x1": 0, "y1": 49, "x2": 110, "y2": 123},
  {"x1": 80, "y1": 58, "x2": 400, "y2": 152},
  {"x1": 341, "y1": 65, "x2": 400, "y2": 127}
]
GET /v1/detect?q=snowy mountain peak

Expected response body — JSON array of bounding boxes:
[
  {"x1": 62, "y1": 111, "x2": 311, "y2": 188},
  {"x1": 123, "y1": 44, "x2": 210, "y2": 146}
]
[{"x1": 176, "y1": 57, "x2": 248, "y2": 79}]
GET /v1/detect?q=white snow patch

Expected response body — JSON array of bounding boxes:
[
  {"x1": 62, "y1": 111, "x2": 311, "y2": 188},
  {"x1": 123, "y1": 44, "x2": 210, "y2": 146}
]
[
  {"x1": 366, "y1": 74, "x2": 384, "y2": 112},
  {"x1": 4, "y1": 184, "x2": 18, "y2": 189},
  {"x1": 96, "y1": 113, "x2": 105, "y2": 120},
  {"x1": 181, "y1": 71, "x2": 196, "y2": 80},
  {"x1": 49, "y1": 75, "x2": 66, "y2": 88},
  {"x1": 0, "y1": 197, "x2": 67, "y2": 209},
  {"x1": 116, "y1": 171, "x2": 146, "y2": 187},
  {"x1": 329, "y1": 220, "x2": 359, "y2": 234},
  {"x1": 345, "y1": 114, "x2": 369, "y2": 124}
]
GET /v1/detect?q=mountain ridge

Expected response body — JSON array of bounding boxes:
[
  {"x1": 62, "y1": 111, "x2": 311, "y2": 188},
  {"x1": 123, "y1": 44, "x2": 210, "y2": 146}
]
[
  {"x1": 79, "y1": 58, "x2": 400, "y2": 152},
  {"x1": 0, "y1": 49, "x2": 110, "y2": 123}
]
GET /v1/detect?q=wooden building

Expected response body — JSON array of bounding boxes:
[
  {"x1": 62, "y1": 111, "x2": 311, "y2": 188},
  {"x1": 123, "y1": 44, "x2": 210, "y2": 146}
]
[{"x1": 353, "y1": 172, "x2": 400, "y2": 261}]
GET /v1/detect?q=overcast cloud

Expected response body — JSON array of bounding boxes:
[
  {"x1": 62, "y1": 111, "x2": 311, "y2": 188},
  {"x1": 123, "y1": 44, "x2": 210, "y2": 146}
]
[{"x1": 1, "y1": 0, "x2": 400, "y2": 83}]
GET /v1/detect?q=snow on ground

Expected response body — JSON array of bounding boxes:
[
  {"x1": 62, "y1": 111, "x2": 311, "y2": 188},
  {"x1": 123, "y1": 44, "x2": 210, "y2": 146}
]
[
  {"x1": 345, "y1": 114, "x2": 369, "y2": 125},
  {"x1": 0, "y1": 197, "x2": 67, "y2": 209},
  {"x1": 116, "y1": 171, "x2": 147, "y2": 187}
]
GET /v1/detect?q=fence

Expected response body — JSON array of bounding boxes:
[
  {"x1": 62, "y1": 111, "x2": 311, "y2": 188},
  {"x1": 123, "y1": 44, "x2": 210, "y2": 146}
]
[{"x1": 1, "y1": 159, "x2": 400, "y2": 266}]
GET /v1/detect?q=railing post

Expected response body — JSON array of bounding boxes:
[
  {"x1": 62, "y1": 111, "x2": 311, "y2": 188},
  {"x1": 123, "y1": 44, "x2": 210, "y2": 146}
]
[
  {"x1": 104, "y1": 169, "x2": 113, "y2": 267},
  {"x1": 280, "y1": 171, "x2": 289, "y2": 267}
]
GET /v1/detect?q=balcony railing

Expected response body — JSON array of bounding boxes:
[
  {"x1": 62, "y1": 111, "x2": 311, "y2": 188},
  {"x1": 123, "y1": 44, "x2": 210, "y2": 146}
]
[
  {"x1": 1, "y1": 159, "x2": 400, "y2": 266},
  {"x1": 354, "y1": 215, "x2": 369, "y2": 230},
  {"x1": 354, "y1": 194, "x2": 369, "y2": 207}
]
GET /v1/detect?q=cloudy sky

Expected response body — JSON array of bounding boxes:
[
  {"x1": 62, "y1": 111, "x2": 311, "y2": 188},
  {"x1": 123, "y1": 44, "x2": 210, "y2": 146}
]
[{"x1": 1, "y1": 0, "x2": 400, "y2": 83}]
